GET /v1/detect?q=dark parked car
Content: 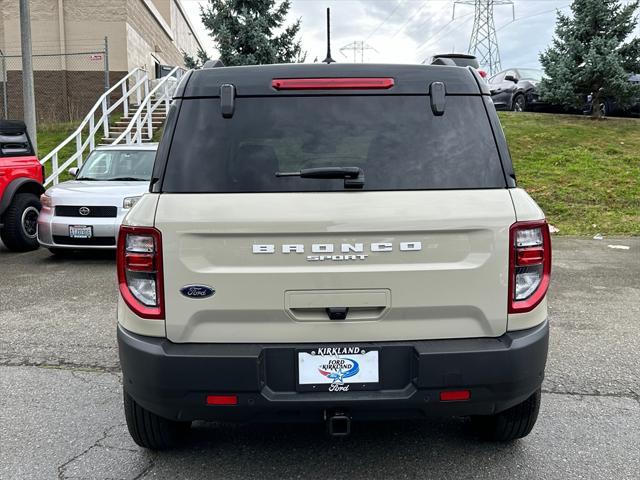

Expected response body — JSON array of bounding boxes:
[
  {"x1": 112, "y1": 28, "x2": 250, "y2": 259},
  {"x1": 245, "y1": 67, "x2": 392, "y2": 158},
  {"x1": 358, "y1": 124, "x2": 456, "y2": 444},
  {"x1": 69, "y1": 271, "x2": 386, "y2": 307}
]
[
  {"x1": 488, "y1": 68, "x2": 544, "y2": 111},
  {"x1": 583, "y1": 73, "x2": 640, "y2": 117}
]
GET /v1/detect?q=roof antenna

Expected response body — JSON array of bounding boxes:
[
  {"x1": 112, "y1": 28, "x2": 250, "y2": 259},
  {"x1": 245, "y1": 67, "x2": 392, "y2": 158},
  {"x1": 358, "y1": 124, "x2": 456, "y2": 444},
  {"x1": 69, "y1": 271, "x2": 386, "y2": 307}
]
[{"x1": 322, "y1": 7, "x2": 336, "y2": 64}]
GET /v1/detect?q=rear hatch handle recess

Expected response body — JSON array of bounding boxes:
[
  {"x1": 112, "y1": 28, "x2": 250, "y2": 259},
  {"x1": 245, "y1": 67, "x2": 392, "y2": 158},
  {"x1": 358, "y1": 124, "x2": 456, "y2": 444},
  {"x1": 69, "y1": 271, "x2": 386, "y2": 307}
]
[
  {"x1": 429, "y1": 81, "x2": 446, "y2": 116},
  {"x1": 220, "y1": 84, "x2": 236, "y2": 118},
  {"x1": 276, "y1": 166, "x2": 365, "y2": 189}
]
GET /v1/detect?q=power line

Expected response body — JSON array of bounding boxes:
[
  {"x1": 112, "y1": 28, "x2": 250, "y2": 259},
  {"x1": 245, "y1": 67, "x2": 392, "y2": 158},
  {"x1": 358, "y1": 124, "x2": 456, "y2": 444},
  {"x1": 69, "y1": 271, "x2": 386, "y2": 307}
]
[
  {"x1": 415, "y1": 11, "x2": 475, "y2": 52},
  {"x1": 388, "y1": 0, "x2": 430, "y2": 40},
  {"x1": 495, "y1": 3, "x2": 571, "y2": 33},
  {"x1": 365, "y1": 0, "x2": 405, "y2": 41}
]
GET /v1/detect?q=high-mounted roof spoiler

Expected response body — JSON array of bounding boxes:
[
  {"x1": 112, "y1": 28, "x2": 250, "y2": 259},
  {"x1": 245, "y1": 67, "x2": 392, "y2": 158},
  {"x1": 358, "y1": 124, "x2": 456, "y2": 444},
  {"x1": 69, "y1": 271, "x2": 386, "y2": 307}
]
[
  {"x1": 203, "y1": 59, "x2": 225, "y2": 69},
  {"x1": 430, "y1": 57, "x2": 457, "y2": 66}
]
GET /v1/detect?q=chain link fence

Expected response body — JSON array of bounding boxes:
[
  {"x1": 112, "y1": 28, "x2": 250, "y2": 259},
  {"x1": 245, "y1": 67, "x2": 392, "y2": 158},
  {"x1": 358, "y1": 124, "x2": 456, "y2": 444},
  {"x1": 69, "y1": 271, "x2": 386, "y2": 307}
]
[{"x1": 0, "y1": 47, "x2": 118, "y2": 123}]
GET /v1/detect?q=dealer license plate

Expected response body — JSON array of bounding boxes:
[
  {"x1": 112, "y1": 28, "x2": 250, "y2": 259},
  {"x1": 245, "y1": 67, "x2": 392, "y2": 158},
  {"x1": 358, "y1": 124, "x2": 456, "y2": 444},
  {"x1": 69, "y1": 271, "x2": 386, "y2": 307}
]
[
  {"x1": 297, "y1": 346, "x2": 379, "y2": 392},
  {"x1": 69, "y1": 225, "x2": 92, "y2": 239}
]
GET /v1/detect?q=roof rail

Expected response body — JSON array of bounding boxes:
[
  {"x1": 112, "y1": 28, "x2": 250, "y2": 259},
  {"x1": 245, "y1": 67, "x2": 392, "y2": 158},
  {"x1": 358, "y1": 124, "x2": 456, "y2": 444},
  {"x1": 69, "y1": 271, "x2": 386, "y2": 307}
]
[{"x1": 203, "y1": 59, "x2": 225, "y2": 69}]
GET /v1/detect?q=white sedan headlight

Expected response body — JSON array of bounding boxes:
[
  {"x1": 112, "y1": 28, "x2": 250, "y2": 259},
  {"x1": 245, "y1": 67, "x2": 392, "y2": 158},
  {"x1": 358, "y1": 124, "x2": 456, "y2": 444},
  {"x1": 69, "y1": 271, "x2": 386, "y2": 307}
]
[{"x1": 123, "y1": 196, "x2": 141, "y2": 209}]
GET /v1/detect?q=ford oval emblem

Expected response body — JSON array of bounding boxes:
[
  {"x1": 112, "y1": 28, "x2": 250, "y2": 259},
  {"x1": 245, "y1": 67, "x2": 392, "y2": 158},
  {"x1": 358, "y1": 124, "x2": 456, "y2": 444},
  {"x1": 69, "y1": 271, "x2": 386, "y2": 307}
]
[{"x1": 180, "y1": 285, "x2": 215, "y2": 299}]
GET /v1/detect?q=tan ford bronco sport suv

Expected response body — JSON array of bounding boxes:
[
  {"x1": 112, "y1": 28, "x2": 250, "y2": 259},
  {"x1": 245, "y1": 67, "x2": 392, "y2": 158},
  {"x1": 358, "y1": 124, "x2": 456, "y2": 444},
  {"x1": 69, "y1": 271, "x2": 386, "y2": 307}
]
[{"x1": 117, "y1": 63, "x2": 551, "y2": 450}]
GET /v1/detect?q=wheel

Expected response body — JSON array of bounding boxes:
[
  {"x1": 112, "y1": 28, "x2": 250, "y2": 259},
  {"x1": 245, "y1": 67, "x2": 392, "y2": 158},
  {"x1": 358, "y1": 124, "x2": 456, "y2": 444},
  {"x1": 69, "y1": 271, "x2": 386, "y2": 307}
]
[
  {"x1": 599, "y1": 102, "x2": 607, "y2": 117},
  {"x1": 0, "y1": 193, "x2": 41, "y2": 251},
  {"x1": 512, "y1": 94, "x2": 526, "y2": 112},
  {"x1": 123, "y1": 390, "x2": 190, "y2": 450},
  {"x1": 472, "y1": 388, "x2": 541, "y2": 441}
]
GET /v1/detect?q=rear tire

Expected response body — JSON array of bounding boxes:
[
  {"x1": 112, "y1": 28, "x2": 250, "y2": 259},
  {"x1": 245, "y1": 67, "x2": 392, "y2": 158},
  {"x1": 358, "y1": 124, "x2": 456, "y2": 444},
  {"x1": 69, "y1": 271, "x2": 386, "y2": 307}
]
[
  {"x1": 123, "y1": 390, "x2": 190, "y2": 450},
  {"x1": 0, "y1": 193, "x2": 41, "y2": 252},
  {"x1": 472, "y1": 388, "x2": 541, "y2": 441},
  {"x1": 512, "y1": 93, "x2": 526, "y2": 112}
]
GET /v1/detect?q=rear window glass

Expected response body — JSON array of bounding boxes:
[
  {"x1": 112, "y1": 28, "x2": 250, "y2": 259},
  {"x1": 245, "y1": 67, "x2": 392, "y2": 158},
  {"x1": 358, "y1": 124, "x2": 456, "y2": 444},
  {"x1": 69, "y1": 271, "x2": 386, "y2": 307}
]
[
  {"x1": 162, "y1": 95, "x2": 505, "y2": 192},
  {"x1": 0, "y1": 133, "x2": 32, "y2": 157}
]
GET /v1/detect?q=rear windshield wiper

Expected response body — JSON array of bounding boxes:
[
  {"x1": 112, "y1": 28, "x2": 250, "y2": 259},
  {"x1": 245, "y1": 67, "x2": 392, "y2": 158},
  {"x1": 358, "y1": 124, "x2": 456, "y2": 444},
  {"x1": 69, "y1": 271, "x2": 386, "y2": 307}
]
[{"x1": 276, "y1": 167, "x2": 364, "y2": 189}]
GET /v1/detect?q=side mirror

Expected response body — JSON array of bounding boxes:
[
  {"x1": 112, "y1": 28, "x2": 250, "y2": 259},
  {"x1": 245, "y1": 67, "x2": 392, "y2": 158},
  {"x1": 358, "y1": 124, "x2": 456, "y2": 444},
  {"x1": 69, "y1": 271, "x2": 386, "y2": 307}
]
[
  {"x1": 68, "y1": 167, "x2": 79, "y2": 177},
  {"x1": 505, "y1": 75, "x2": 518, "y2": 83}
]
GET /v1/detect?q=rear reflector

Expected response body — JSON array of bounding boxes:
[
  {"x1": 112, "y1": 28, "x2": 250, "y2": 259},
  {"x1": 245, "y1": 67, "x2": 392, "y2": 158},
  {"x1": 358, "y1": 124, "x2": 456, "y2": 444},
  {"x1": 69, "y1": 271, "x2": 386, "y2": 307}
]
[
  {"x1": 516, "y1": 247, "x2": 544, "y2": 266},
  {"x1": 271, "y1": 77, "x2": 395, "y2": 91},
  {"x1": 124, "y1": 252, "x2": 154, "y2": 272},
  {"x1": 440, "y1": 390, "x2": 471, "y2": 402},
  {"x1": 206, "y1": 395, "x2": 238, "y2": 406}
]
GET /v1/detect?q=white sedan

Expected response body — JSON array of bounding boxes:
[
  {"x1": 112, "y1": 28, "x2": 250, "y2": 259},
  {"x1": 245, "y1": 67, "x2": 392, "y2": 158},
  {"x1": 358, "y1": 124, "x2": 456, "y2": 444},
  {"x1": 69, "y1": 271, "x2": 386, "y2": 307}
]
[{"x1": 37, "y1": 144, "x2": 157, "y2": 254}]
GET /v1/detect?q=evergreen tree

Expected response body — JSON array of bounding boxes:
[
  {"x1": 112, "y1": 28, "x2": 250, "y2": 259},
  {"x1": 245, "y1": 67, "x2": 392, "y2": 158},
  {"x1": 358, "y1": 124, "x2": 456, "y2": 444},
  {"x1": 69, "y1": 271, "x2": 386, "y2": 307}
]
[
  {"x1": 200, "y1": 0, "x2": 305, "y2": 66},
  {"x1": 183, "y1": 48, "x2": 211, "y2": 69},
  {"x1": 539, "y1": 0, "x2": 640, "y2": 118}
]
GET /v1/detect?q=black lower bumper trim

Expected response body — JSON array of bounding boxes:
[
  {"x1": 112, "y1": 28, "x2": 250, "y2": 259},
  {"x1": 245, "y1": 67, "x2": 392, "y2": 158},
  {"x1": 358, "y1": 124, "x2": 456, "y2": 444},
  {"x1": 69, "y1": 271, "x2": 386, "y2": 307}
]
[{"x1": 118, "y1": 321, "x2": 549, "y2": 423}]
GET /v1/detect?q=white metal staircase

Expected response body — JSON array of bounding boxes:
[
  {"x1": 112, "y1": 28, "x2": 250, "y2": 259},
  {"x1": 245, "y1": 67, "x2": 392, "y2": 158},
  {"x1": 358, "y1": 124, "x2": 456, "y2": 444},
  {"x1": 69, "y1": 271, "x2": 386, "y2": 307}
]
[{"x1": 39, "y1": 67, "x2": 185, "y2": 186}]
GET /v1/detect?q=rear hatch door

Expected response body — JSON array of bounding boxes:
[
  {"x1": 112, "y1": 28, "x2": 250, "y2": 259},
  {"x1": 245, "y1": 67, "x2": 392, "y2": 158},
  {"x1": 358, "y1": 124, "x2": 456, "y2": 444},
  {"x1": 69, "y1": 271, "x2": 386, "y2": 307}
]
[{"x1": 156, "y1": 89, "x2": 515, "y2": 343}]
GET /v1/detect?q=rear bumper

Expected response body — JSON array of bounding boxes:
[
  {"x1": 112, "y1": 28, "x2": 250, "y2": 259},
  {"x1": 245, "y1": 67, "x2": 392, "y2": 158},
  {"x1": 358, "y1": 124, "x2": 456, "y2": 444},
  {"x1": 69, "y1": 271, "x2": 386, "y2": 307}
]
[
  {"x1": 118, "y1": 321, "x2": 549, "y2": 423},
  {"x1": 37, "y1": 205, "x2": 122, "y2": 249}
]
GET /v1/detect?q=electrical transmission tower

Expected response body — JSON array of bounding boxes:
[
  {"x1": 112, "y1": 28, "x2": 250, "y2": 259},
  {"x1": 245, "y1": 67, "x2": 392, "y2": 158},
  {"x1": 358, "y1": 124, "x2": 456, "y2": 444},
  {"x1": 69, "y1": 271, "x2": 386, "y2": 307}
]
[
  {"x1": 339, "y1": 41, "x2": 378, "y2": 63},
  {"x1": 453, "y1": 1, "x2": 514, "y2": 75}
]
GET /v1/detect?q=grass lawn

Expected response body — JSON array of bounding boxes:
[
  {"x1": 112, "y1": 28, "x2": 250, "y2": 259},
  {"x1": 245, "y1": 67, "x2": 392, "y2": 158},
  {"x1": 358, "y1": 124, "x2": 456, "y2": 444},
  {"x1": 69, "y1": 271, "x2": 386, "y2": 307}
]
[
  {"x1": 37, "y1": 115, "x2": 124, "y2": 185},
  {"x1": 38, "y1": 122, "x2": 78, "y2": 184},
  {"x1": 500, "y1": 112, "x2": 640, "y2": 235},
  {"x1": 35, "y1": 112, "x2": 639, "y2": 235}
]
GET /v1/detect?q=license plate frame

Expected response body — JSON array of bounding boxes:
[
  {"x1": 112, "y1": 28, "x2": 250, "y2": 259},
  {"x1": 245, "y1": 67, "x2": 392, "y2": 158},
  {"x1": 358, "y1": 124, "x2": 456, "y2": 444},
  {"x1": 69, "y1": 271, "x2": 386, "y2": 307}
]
[
  {"x1": 69, "y1": 225, "x2": 93, "y2": 239},
  {"x1": 296, "y1": 346, "x2": 380, "y2": 392}
]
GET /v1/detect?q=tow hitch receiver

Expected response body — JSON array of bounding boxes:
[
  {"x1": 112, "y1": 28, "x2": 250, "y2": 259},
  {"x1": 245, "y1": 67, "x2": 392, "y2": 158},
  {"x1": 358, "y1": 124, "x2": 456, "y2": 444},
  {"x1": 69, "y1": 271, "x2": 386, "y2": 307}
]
[{"x1": 326, "y1": 411, "x2": 351, "y2": 437}]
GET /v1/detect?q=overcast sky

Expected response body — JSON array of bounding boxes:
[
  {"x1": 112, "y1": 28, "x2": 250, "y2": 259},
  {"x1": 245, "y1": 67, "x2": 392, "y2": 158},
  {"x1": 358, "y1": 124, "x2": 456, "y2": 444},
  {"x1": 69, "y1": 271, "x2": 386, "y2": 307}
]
[{"x1": 181, "y1": 0, "x2": 640, "y2": 71}]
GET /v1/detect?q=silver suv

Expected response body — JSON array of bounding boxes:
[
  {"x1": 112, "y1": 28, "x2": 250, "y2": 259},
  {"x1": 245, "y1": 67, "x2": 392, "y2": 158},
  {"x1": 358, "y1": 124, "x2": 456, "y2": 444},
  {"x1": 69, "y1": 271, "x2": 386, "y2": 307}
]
[{"x1": 117, "y1": 63, "x2": 551, "y2": 449}]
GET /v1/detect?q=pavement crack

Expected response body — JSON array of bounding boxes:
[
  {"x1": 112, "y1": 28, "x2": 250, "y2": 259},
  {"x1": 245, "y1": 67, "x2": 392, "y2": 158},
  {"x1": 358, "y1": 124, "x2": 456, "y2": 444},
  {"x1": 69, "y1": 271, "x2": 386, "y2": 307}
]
[
  {"x1": 0, "y1": 358, "x2": 120, "y2": 374},
  {"x1": 57, "y1": 425, "x2": 114, "y2": 480},
  {"x1": 131, "y1": 456, "x2": 156, "y2": 480},
  {"x1": 542, "y1": 388, "x2": 640, "y2": 403}
]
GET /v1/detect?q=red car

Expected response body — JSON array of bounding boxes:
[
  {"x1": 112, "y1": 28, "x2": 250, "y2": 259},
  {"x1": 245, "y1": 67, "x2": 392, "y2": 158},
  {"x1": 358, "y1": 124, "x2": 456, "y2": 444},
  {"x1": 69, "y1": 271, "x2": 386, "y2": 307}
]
[{"x1": 0, "y1": 120, "x2": 44, "y2": 251}]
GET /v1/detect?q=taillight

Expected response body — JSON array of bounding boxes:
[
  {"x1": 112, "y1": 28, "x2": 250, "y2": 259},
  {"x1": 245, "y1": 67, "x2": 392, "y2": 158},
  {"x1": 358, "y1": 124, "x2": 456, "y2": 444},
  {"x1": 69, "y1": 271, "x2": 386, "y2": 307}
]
[
  {"x1": 271, "y1": 77, "x2": 395, "y2": 90},
  {"x1": 117, "y1": 226, "x2": 164, "y2": 319},
  {"x1": 509, "y1": 220, "x2": 551, "y2": 313},
  {"x1": 478, "y1": 70, "x2": 488, "y2": 78}
]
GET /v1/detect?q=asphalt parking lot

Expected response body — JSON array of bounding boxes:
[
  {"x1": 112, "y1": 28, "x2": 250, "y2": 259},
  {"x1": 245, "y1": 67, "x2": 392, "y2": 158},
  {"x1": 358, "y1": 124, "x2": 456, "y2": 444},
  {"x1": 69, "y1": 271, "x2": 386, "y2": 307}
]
[{"x1": 1, "y1": 237, "x2": 639, "y2": 479}]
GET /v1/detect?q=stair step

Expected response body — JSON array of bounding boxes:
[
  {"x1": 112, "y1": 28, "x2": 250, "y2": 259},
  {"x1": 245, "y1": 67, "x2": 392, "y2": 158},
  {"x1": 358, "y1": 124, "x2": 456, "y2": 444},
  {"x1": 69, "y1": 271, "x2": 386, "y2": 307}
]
[
  {"x1": 109, "y1": 119, "x2": 164, "y2": 128},
  {"x1": 117, "y1": 117, "x2": 166, "y2": 124},
  {"x1": 126, "y1": 106, "x2": 167, "y2": 111},
  {"x1": 101, "y1": 136, "x2": 156, "y2": 141},
  {"x1": 99, "y1": 140, "x2": 156, "y2": 146}
]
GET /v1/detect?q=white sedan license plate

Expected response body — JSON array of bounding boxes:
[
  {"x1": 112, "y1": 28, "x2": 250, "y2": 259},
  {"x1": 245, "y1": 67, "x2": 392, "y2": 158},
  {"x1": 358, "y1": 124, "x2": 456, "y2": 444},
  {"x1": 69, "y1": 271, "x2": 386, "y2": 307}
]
[
  {"x1": 297, "y1": 347, "x2": 379, "y2": 392},
  {"x1": 69, "y1": 225, "x2": 92, "y2": 239}
]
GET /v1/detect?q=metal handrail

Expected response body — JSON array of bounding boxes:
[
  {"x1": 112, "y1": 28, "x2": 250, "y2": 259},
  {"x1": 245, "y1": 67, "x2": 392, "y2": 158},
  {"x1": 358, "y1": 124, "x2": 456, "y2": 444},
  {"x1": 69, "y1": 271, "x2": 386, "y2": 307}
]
[
  {"x1": 40, "y1": 68, "x2": 148, "y2": 186},
  {"x1": 111, "y1": 67, "x2": 185, "y2": 145}
]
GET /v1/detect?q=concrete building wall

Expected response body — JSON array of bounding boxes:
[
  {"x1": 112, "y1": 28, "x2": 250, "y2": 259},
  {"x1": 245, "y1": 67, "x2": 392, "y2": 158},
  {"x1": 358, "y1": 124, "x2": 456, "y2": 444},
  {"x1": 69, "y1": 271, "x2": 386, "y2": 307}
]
[
  {"x1": 171, "y1": 1, "x2": 200, "y2": 57},
  {"x1": 0, "y1": 0, "x2": 203, "y2": 72},
  {"x1": 0, "y1": 0, "x2": 204, "y2": 121},
  {"x1": 126, "y1": 0, "x2": 200, "y2": 75}
]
